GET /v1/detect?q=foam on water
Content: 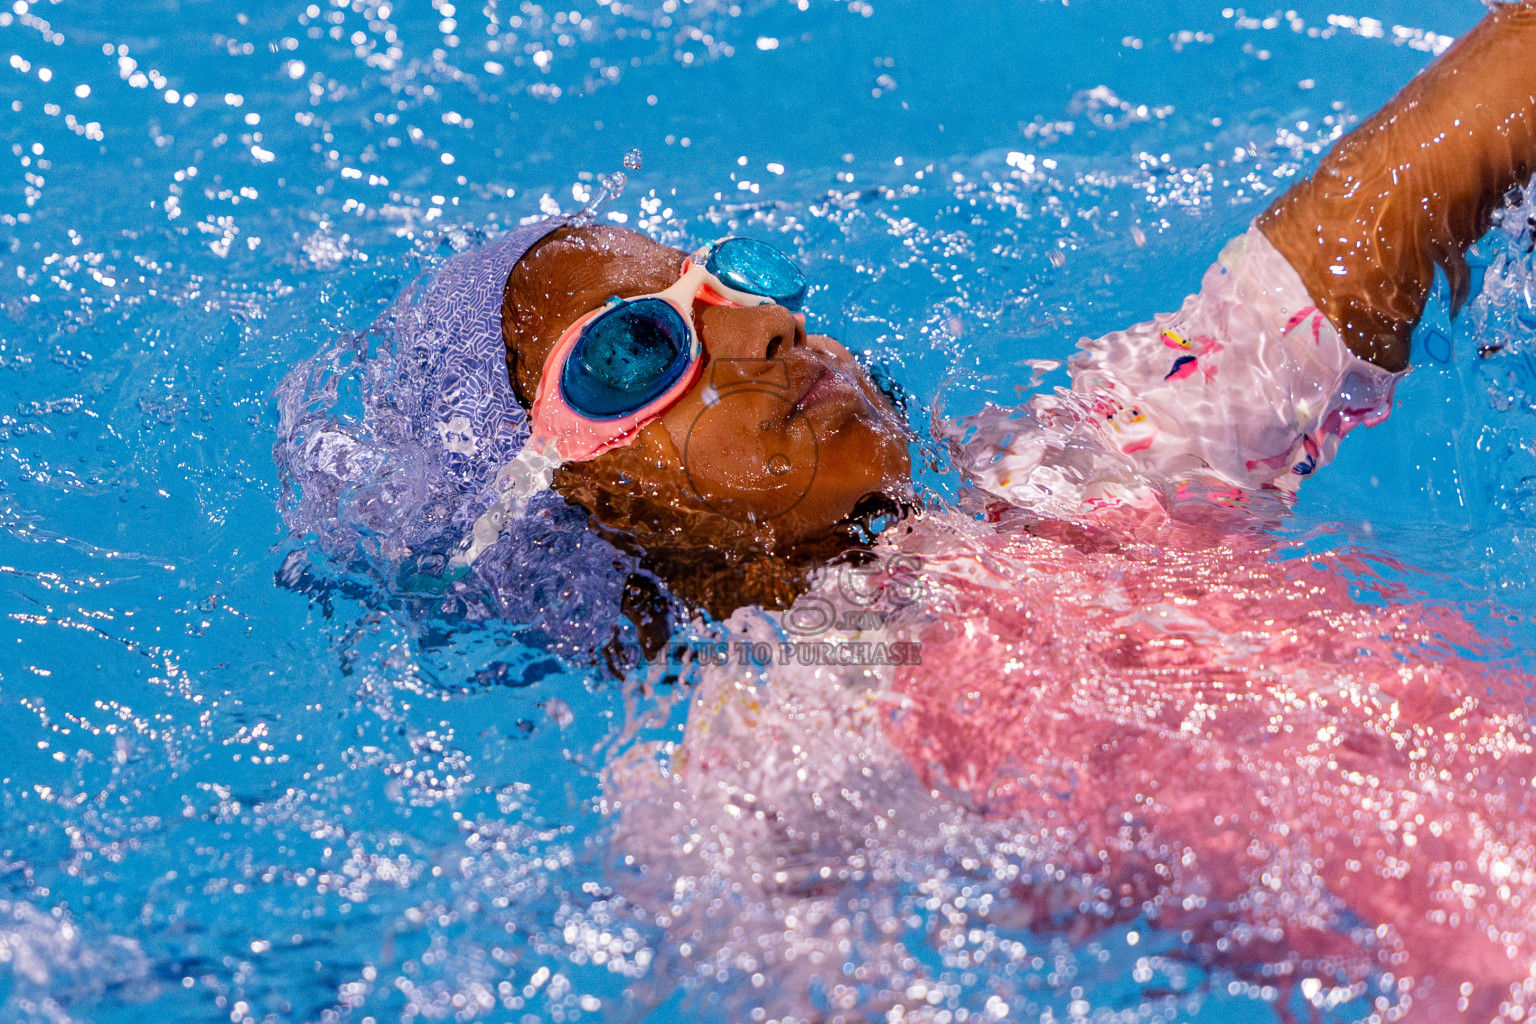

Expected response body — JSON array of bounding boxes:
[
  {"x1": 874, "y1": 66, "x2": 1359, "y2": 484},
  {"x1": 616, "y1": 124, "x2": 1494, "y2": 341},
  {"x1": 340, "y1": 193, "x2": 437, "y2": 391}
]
[{"x1": 603, "y1": 507, "x2": 1536, "y2": 1022}]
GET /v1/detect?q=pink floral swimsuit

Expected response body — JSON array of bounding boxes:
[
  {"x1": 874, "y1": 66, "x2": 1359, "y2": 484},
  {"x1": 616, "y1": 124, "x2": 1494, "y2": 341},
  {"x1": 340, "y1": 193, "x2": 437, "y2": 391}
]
[{"x1": 962, "y1": 227, "x2": 1402, "y2": 521}]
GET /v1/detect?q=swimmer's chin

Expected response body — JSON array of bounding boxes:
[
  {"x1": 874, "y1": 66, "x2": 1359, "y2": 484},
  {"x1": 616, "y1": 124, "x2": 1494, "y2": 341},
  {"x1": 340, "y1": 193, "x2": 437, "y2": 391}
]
[{"x1": 552, "y1": 461, "x2": 914, "y2": 619}]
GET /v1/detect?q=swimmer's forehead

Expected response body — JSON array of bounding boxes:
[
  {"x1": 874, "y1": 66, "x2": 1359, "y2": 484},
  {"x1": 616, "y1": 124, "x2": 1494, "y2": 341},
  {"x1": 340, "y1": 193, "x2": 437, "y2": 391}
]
[
  {"x1": 519, "y1": 224, "x2": 685, "y2": 299},
  {"x1": 504, "y1": 224, "x2": 689, "y2": 403}
]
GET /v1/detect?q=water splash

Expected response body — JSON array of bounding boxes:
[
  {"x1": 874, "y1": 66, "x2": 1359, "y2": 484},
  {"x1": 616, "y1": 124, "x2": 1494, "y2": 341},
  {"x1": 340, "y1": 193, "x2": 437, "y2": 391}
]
[
  {"x1": 570, "y1": 152, "x2": 642, "y2": 227},
  {"x1": 4, "y1": 1, "x2": 1527, "y2": 1021},
  {"x1": 605, "y1": 509, "x2": 1536, "y2": 1022},
  {"x1": 1467, "y1": 178, "x2": 1536, "y2": 378}
]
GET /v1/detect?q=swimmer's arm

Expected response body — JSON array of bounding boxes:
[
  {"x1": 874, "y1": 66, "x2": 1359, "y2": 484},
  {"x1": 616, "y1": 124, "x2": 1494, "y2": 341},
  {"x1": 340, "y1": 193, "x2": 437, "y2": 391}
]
[{"x1": 1257, "y1": 0, "x2": 1536, "y2": 371}]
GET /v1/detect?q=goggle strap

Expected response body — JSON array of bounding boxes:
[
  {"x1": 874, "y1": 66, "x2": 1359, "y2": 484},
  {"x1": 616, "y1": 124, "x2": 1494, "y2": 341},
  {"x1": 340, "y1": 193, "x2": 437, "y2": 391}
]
[{"x1": 451, "y1": 440, "x2": 561, "y2": 569}]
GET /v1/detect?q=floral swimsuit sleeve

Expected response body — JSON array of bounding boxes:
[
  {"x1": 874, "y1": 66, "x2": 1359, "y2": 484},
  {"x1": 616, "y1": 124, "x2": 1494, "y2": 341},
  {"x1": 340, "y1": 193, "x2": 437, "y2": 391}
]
[{"x1": 965, "y1": 227, "x2": 1401, "y2": 521}]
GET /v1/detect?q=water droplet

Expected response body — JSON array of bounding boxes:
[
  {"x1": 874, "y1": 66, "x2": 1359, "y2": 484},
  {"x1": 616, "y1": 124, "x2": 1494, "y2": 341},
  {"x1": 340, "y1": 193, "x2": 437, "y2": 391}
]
[
  {"x1": 768, "y1": 454, "x2": 791, "y2": 476},
  {"x1": 623, "y1": 148, "x2": 643, "y2": 171},
  {"x1": 570, "y1": 168, "x2": 626, "y2": 226}
]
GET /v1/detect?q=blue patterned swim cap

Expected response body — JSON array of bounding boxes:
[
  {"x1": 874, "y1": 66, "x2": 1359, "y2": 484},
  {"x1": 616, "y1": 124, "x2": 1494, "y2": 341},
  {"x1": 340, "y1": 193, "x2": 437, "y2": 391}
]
[{"x1": 275, "y1": 217, "x2": 667, "y2": 661}]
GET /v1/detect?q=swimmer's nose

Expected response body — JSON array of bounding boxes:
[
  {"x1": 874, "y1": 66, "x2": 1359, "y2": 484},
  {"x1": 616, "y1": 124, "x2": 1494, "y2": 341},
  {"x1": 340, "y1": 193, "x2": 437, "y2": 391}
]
[{"x1": 696, "y1": 302, "x2": 808, "y2": 362}]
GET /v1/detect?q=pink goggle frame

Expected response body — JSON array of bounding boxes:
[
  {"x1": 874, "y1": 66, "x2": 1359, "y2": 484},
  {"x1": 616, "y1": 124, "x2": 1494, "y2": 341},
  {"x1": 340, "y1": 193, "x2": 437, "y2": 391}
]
[{"x1": 527, "y1": 256, "x2": 785, "y2": 463}]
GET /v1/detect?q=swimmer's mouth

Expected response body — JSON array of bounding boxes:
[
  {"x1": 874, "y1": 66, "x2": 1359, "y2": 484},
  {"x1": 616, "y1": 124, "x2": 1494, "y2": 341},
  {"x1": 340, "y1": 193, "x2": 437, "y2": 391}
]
[{"x1": 789, "y1": 365, "x2": 839, "y2": 416}]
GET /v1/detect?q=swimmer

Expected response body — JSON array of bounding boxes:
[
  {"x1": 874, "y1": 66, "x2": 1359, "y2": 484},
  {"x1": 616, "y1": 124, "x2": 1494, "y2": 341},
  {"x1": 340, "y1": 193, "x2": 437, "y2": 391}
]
[
  {"x1": 485, "y1": 1, "x2": 1536, "y2": 606},
  {"x1": 481, "y1": 7, "x2": 1536, "y2": 1013},
  {"x1": 280, "y1": 0, "x2": 1536, "y2": 1017}
]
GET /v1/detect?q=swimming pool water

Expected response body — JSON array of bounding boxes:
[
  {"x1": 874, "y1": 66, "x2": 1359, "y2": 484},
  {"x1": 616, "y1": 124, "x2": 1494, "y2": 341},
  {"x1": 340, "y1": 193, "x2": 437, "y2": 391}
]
[{"x1": 3, "y1": 0, "x2": 1534, "y2": 1021}]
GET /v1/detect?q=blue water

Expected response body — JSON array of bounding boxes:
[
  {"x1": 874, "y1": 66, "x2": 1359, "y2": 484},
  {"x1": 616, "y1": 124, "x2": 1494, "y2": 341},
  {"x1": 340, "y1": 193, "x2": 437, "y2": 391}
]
[{"x1": 3, "y1": 0, "x2": 1533, "y2": 1021}]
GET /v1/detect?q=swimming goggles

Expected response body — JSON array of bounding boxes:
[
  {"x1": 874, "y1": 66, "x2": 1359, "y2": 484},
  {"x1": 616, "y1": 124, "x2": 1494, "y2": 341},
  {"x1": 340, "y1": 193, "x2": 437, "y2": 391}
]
[{"x1": 452, "y1": 236, "x2": 808, "y2": 569}]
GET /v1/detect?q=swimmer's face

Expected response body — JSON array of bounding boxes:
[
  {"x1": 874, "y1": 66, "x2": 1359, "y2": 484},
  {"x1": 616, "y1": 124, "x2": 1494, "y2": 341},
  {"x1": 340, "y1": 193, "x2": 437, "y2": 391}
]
[{"x1": 504, "y1": 225, "x2": 911, "y2": 554}]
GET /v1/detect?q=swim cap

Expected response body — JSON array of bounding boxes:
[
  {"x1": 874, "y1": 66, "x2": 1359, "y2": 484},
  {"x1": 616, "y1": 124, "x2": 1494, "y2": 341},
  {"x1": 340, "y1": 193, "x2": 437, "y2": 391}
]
[{"x1": 276, "y1": 214, "x2": 650, "y2": 657}]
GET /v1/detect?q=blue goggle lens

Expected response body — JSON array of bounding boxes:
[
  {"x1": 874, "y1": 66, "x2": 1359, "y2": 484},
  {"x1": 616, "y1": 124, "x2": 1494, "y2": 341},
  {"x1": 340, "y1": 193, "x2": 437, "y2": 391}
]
[
  {"x1": 705, "y1": 237, "x2": 808, "y2": 310},
  {"x1": 561, "y1": 297, "x2": 693, "y2": 419}
]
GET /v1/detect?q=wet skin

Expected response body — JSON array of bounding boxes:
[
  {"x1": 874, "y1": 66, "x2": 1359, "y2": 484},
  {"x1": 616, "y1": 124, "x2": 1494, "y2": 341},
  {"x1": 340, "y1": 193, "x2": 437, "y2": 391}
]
[
  {"x1": 501, "y1": 225, "x2": 911, "y2": 610},
  {"x1": 1260, "y1": 0, "x2": 1536, "y2": 370}
]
